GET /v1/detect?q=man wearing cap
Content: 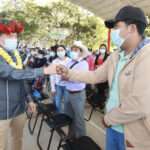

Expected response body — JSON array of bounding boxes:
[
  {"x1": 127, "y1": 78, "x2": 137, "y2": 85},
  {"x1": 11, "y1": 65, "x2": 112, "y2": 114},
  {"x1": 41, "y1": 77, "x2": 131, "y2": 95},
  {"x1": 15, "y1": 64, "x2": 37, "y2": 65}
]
[
  {"x1": 0, "y1": 19, "x2": 56, "y2": 150},
  {"x1": 57, "y1": 6, "x2": 150, "y2": 150},
  {"x1": 63, "y1": 41, "x2": 89, "y2": 140}
]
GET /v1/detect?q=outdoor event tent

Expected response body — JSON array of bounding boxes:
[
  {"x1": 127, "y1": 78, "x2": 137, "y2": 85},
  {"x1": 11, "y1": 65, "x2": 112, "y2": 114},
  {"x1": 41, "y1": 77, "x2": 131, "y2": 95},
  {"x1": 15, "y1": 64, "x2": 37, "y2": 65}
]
[
  {"x1": 67, "y1": 0, "x2": 150, "y2": 20},
  {"x1": 67, "y1": 0, "x2": 150, "y2": 50}
]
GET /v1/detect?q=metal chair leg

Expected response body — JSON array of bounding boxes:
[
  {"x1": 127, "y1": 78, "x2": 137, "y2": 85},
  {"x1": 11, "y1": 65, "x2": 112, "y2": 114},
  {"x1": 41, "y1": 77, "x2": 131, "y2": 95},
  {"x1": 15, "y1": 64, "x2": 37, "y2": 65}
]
[
  {"x1": 57, "y1": 139, "x2": 63, "y2": 150},
  {"x1": 28, "y1": 112, "x2": 40, "y2": 135},
  {"x1": 47, "y1": 129, "x2": 54, "y2": 150},
  {"x1": 37, "y1": 114, "x2": 45, "y2": 150},
  {"x1": 31, "y1": 113, "x2": 39, "y2": 134},
  {"x1": 84, "y1": 106, "x2": 94, "y2": 121},
  {"x1": 28, "y1": 113, "x2": 33, "y2": 134}
]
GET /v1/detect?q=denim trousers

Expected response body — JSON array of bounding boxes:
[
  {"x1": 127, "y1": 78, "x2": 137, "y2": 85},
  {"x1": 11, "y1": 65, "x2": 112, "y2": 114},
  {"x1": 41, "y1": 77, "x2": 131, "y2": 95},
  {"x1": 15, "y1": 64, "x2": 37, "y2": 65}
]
[
  {"x1": 51, "y1": 92, "x2": 56, "y2": 105},
  {"x1": 55, "y1": 84, "x2": 66, "y2": 114},
  {"x1": 106, "y1": 128, "x2": 125, "y2": 150}
]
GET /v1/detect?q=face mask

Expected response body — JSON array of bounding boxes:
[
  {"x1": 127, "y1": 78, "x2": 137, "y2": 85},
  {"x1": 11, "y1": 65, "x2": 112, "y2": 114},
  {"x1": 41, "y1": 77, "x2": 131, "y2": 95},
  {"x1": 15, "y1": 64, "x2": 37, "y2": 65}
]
[
  {"x1": 88, "y1": 52, "x2": 91, "y2": 56},
  {"x1": 31, "y1": 51, "x2": 35, "y2": 55},
  {"x1": 49, "y1": 52, "x2": 55, "y2": 57},
  {"x1": 4, "y1": 39, "x2": 17, "y2": 52},
  {"x1": 27, "y1": 54, "x2": 30, "y2": 57},
  {"x1": 100, "y1": 49, "x2": 106, "y2": 54},
  {"x1": 70, "y1": 52, "x2": 79, "y2": 60},
  {"x1": 38, "y1": 55, "x2": 43, "y2": 59},
  {"x1": 111, "y1": 26, "x2": 130, "y2": 48},
  {"x1": 57, "y1": 51, "x2": 65, "y2": 58}
]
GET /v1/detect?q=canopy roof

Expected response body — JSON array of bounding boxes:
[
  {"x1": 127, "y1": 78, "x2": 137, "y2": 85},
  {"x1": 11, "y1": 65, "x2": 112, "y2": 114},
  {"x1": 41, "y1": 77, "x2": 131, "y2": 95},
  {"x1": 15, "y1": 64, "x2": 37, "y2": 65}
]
[{"x1": 67, "y1": 0, "x2": 150, "y2": 20}]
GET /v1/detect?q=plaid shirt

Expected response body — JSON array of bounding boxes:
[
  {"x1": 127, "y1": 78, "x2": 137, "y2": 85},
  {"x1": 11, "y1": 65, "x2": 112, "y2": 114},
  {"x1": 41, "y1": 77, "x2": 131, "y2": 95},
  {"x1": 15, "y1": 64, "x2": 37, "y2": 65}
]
[{"x1": 130, "y1": 36, "x2": 150, "y2": 59}]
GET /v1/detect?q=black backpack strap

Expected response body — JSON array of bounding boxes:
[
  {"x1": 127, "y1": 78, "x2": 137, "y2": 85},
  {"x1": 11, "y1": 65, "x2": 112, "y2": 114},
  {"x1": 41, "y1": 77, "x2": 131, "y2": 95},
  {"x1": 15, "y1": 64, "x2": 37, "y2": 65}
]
[{"x1": 69, "y1": 59, "x2": 85, "y2": 69}]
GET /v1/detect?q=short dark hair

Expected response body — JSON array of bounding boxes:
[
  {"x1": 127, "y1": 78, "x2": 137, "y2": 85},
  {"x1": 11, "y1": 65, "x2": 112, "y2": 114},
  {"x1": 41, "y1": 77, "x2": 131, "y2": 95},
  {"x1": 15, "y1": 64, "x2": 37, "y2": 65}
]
[
  {"x1": 57, "y1": 45, "x2": 66, "y2": 51},
  {"x1": 123, "y1": 19, "x2": 146, "y2": 35},
  {"x1": 99, "y1": 44, "x2": 107, "y2": 51},
  {"x1": 38, "y1": 50, "x2": 45, "y2": 55},
  {"x1": 88, "y1": 48, "x2": 92, "y2": 52},
  {"x1": 51, "y1": 45, "x2": 58, "y2": 52}
]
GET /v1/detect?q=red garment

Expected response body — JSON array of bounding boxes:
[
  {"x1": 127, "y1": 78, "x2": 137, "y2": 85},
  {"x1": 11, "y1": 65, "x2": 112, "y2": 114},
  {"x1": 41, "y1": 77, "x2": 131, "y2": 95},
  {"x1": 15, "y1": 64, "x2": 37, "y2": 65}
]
[
  {"x1": 97, "y1": 58, "x2": 104, "y2": 66},
  {"x1": 86, "y1": 55, "x2": 95, "y2": 71},
  {"x1": 94, "y1": 57, "x2": 104, "y2": 70}
]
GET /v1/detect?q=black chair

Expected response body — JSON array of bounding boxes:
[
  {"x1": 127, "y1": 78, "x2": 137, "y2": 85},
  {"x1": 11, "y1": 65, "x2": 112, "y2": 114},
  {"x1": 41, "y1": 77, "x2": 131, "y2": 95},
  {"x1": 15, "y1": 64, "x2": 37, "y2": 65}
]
[
  {"x1": 35, "y1": 101, "x2": 101, "y2": 150},
  {"x1": 36, "y1": 101, "x2": 72, "y2": 150},
  {"x1": 84, "y1": 85, "x2": 106, "y2": 121},
  {"x1": 61, "y1": 136, "x2": 101, "y2": 150},
  {"x1": 28, "y1": 101, "x2": 57, "y2": 135}
]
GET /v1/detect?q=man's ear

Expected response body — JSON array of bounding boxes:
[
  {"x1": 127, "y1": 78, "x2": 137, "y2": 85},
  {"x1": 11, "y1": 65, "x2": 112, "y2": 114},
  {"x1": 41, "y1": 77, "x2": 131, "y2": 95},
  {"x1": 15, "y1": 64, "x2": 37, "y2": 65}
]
[{"x1": 130, "y1": 24, "x2": 137, "y2": 33}]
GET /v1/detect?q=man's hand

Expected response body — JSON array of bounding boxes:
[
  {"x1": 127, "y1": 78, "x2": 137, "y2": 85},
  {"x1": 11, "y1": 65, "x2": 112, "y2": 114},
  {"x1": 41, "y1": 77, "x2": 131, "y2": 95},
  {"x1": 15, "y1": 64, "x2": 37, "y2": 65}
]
[
  {"x1": 28, "y1": 101, "x2": 36, "y2": 113},
  {"x1": 101, "y1": 116, "x2": 111, "y2": 128},
  {"x1": 44, "y1": 64, "x2": 57, "y2": 75},
  {"x1": 52, "y1": 91, "x2": 56, "y2": 95},
  {"x1": 56, "y1": 65, "x2": 68, "y2": 74},
  {"x1": 56, "y1": 65, "x2": 69, "y2": 80}
]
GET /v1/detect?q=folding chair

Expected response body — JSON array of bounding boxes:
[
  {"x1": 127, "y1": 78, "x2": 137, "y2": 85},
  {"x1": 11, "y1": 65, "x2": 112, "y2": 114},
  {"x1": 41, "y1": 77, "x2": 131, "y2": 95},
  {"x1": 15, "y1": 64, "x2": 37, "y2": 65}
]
[
  {"x1": 84, "y1": 85, "x2": 106, "y2": 121},
  {"x1": 28, "y1": 101, "x2": 57, "y2": 135},
  {"x1": 45, "y1": 112, "x2": 102, "y2": 150},
  {"x1": 36, "y1": 101, "x2": 72, "y2": 150},
  {"x1": 60, "y1": 136, "x2": 101, "y2": 150}
]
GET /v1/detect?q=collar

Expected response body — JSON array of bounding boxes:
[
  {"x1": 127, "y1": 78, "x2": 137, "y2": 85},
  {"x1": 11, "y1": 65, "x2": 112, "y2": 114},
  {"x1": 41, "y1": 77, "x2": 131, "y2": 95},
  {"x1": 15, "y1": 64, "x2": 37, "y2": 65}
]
[
  {"x1": 130, "y1": 36, "x2": 150, "y2": 59},
  {"x1": 119, "y1": 50, "x2": 128, "y2": 60}
]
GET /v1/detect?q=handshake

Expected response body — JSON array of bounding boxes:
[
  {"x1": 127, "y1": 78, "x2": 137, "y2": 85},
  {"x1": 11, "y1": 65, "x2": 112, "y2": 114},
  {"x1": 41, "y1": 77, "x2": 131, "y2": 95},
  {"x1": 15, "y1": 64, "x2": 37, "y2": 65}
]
[{"x1": 44, "y1": 64, "x2": 69, "y2": 80}]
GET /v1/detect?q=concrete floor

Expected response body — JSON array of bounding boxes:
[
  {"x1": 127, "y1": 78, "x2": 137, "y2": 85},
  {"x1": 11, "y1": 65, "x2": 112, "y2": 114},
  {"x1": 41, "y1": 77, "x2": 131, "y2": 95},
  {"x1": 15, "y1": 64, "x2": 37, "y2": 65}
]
[{"x1": 8, "y1": 99, "x2": 106, "y2": 150}]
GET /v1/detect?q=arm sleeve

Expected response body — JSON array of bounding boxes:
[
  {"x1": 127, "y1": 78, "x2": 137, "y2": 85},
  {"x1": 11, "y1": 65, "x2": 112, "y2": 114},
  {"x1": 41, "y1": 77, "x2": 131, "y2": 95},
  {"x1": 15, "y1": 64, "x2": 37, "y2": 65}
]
[
  {"x1": 0, "y1": 63, "x2": 44, "y2": 80},
  {"x1": 50, "y1": 75, "x2": 56, "y2": 92},
  {"x1": 68, "y1": 56, "x2": 110, "y2": 84},
  {"x1": 23, "y1": 80, "x2": 33, "y2": 103}
]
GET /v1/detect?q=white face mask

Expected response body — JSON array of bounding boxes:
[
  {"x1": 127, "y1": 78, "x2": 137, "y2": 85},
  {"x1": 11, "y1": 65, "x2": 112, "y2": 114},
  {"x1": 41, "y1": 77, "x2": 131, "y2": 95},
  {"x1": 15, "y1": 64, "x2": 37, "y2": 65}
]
[
  {"x1": 31, "y1": 51, "x2": 35, "y2": 55},
  {"x1": 99, "y1": 49, "x2": 106, "y2": 54},
  {"x1": 88, "y1": 52, "x2": 92, "y2": 56},
  {"x1": 4, "y1": 39, "x2": 18, "y2": 52},
  {"x1": 50, "y1": 52, "x2": 55, "y2": 57},
  {"x1": 57, "y1": 51, "x2": 65, "y2": 58},
  {"x1": 70, "y1": 52, "x2": 79, "y2": 60}
]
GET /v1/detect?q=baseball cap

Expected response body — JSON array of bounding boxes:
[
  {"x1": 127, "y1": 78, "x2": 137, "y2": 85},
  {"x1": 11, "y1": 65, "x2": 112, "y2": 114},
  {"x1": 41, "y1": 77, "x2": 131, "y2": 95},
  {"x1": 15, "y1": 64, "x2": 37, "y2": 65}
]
[{"x1": 105, "y1": 6, "x2": 146, "y2": 28}]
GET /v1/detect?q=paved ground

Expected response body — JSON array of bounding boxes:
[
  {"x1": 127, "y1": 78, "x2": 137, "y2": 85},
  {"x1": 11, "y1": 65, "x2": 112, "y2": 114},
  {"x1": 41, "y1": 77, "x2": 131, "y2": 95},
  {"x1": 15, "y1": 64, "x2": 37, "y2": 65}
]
[{"x1": 8, "y1": 98, "x2": 106, "y2": 150}]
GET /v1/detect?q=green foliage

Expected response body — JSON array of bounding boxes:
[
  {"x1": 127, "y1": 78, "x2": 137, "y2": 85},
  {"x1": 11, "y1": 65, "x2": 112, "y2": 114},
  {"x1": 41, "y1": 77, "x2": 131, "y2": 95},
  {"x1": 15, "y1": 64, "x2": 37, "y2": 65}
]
[{"x1": 4, "y1": 0, "x2": 149, "y2": 50}]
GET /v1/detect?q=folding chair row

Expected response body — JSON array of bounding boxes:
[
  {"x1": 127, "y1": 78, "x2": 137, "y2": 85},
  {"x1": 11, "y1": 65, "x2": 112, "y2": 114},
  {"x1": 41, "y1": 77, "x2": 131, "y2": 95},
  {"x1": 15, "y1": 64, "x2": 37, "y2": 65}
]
[
  {"x1": 29, "y1": 99, "x2": 72, "y2": 150},
  {"x1": 36, "y1": 101, "x2": 102, "y2": 150}
]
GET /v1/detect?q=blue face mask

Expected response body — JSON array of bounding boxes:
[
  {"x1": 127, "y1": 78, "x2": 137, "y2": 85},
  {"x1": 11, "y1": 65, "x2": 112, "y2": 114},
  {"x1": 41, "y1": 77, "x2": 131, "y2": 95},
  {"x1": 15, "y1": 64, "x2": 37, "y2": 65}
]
[
  {"x1": 57, "y1": 51, "x2": 65, "y2": 58},
  {"x1": 88, "y1": 52, "x2": 92, "y2": 56},
  {"x1": 99, "y1": 49, "x2": 106, "y2": 54},
  {"x1": 111, "y1": 26, "x2": 130, "y2": 48},
  {"x1": 50, "y1": 52, "x2": 55, "y2": 57},
  {"x1": 70, "y1": 52, "x2": 79, "y2": 60},
  {"x1": 38, "y1": 55, "x2": 43, "y2": 59},
  {"x1": 4, "y1": 39, "x2": 18, "y2": 52}
]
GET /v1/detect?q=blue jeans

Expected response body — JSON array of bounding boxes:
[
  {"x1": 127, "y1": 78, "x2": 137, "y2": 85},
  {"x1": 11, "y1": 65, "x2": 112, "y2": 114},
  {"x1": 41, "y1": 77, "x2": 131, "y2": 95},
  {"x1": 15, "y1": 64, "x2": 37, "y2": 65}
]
[
  {"x1": 51, "y1": 92, "x2": 56, "y2": 106},
  {"x1": 56, "y1": 85, "x2": 66, "y2": 114},
  {"x1": 106, "y1": 128, "x2": 125, "y2": 150}
]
